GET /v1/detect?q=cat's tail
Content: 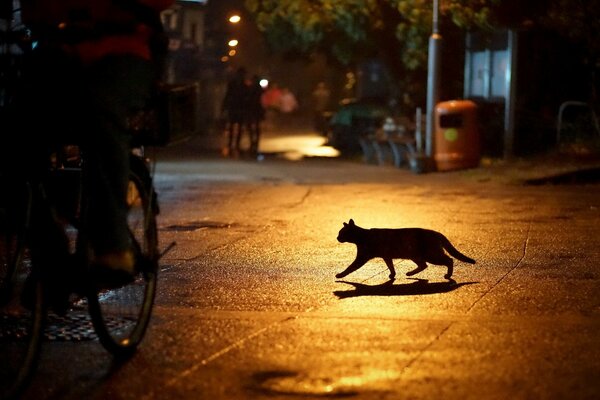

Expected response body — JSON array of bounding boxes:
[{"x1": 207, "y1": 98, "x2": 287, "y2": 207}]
[{"x1": 442, "y1": 237, "x2": 476, "y2": 264}]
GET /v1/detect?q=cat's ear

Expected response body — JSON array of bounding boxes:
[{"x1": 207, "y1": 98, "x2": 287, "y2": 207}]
[
  {"x1": 349, "y1": 219, "x2": 355, "y2": 226},
  {"x1": 343, "y1": 222, "x2": 348, "y2": 227}
]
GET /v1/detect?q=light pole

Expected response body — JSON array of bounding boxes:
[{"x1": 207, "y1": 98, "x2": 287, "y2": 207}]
[{"x1": 425, "y1": 0, "x2": 442, "y2": 159}]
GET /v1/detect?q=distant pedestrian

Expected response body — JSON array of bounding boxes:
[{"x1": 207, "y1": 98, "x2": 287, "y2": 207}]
[
  {"x1": 278, "y1": 87, "x2": 298, "y2": 114},
  {"x1": 245, "y1": 75, "x2": 265, "y2": 156},
  {"x1": 260, "y1": 82, "x2": 282, "y2": 130},
  {"x1": 312, "y1": 81, "x2": 331, "y2": 133},
  {"x1": 261, "y1": 82, "x2": 282, "y2": 110},
  {"x1": 221, "y1": 67, "x2": 248, "y2": 157}
]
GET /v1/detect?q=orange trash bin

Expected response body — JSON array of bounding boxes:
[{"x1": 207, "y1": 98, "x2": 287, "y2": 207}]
[{"x1": 434, "y1": 100, "x2": 480, "y2": 171}]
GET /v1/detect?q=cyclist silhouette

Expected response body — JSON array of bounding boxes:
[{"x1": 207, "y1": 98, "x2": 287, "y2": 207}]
[{"x1": 8, "y1": 0, "x2": 174, "y2": 302}]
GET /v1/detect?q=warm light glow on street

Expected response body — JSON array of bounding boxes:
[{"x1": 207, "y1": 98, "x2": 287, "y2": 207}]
[{"x1": 258, "y1": 133, "x2": 340, "y2": 160}]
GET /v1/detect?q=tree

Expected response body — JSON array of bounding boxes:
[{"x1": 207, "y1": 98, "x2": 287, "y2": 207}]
[
  {"x1": 244, "y1": 1, "x2": 496, "y2": 96},
  {"x1": 542, "y1": 0, "x2": 600, "y2": 103},
  {"x1": 246, "y1": 0, "x2": 600, "y2": 106}
]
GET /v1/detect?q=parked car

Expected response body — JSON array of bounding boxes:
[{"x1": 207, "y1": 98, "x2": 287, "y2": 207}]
[{"x1": 326, "y1": 98, "x2": 389, "y2": 152}]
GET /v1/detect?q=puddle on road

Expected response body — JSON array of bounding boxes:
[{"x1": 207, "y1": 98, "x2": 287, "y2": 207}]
[
  {"x1": 252, "y1": 369, "x2": 399, "y2": 397},
  {"x1": 162, "y1": 221, "x2": 233, "y2": 232},
  {"x1": 253, "y1": 371, "x2": 357, "y2": 397}
]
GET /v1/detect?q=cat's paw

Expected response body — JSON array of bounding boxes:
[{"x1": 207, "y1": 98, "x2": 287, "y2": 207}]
[
  {"x1": 444, "y1": 273, "x2": 453, "y2": 280},
  {"x1": 389, "y1": 273, "x2": 396, "y2": 279}
]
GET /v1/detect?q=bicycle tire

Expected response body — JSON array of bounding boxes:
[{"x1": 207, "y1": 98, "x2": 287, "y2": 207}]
[
  {"x1": 0, "y1": 186, "x2": 45, "y2": 400},
  {"x1": 87, "y1": 169, "x2": 158, "y2": 357},
  {"x1": 0, "y1": 206, "x2": 17, "y2": 301},
  {"x1": 0, "y1": 182, "x2": 29, "y2": 303}
]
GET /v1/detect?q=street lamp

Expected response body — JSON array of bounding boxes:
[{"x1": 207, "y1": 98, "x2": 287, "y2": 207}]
[
  {"x1": 228, "y1": 39, "x2": 239, "y2": 47},
  {"x1": 425, "y1": 0, "x2": 442, "y2": 160},
  {"x1": 228, "y1": 14, "x2": 241, "y2": 24}
]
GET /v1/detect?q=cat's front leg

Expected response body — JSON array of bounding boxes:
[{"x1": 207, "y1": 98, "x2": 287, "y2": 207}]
[
  {"x1": 406, "y1": 260, "x2": 427, "y2": 276},
  {"x1": 336, "y1": 257, "x2": 368, "y2": 279},
  {"x1": 384, "y1": 258, "x2": 396, "y2": 279}
]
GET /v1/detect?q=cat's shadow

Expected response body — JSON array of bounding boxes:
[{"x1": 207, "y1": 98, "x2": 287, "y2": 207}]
[{"x1": 334, "y1": 278, "x2": 477, "y2": 299}]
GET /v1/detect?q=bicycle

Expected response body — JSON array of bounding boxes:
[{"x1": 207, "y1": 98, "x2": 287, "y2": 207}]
[
  {"x1": 0, "y1": 144, "x2": 162, "y2": 399},
  {"x1": 0, "y1": 4, "x2": 167, "y2": 398}
]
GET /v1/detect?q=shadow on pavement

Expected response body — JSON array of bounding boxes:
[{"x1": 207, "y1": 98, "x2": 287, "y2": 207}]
[
  {"x1": 334, "y1": 278, "x2": 477, "y2": 299},
  {"x1": 524, "y1": 167, "x2": 600, "y2": 185}
]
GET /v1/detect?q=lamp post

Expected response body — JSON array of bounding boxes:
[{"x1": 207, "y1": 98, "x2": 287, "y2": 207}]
[{"x1": 425, "y1": 0, "x2": 442, "y2": 159}]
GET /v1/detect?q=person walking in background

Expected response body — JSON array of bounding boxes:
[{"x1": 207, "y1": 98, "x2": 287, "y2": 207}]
[
  {"x1": 245, "y1": 75, "x2": 265, "y2": 156},
  {"x1": 221, "y1": 67, "x2": 248, "y2": 157},
  {"x1": 278, "y1": 87, "x2": 298, "y2": 114},
  {"x1": 261, "y1": 82, "x2": 282, "y2": 110},
  {"x1": 260, "y1": 82, "x2": 281, "y2": 130},
  {"x1": 312, "y1": 81, "x2": 331, "y2": 134}
]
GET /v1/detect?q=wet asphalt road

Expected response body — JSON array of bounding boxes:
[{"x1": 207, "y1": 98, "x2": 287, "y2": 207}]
[{"x1": 20, "y1": 134, "x2": 600, "y2": 399}]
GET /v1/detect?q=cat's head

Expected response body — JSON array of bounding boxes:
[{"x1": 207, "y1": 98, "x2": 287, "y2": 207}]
[{"x1": 337, "y1": 219, "x2": 358, "y2": 243}]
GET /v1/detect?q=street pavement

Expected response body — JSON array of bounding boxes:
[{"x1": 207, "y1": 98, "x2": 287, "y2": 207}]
[{"x1": 20, "y1": 129, "x2": 600, "y2": 399}]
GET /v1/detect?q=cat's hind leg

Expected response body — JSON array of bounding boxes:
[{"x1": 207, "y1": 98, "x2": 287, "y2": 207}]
[
  {"x1": 406, "y1": 260, "x2": 427, "y2": 277},
  {"x1": 383, "y1": 258, "x2": 396, "y2": 279},
  {"x1": 443, "y1": 257, "x2": 454, "y2": 279},
  {"x1": 429, "y1": 254, "x2": 454, "y2": 279}
]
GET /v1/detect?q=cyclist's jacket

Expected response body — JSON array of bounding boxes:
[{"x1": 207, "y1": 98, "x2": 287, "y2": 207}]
[{"x1": 21, "y1": 0, "x2": 174, "y2": 65}]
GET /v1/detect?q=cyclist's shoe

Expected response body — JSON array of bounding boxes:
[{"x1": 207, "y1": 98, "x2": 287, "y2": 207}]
[
  {"x1": 92, "y1": 250, "x2": 136, "y2": 289},
  {"x1": 21, "y1": 255, "x2": 82, "y2": 315},
  {"x1": 20, "y1": 275, "x2": 38, "y2": 311},
  {"x1": 21, "y1": 274, "x2": 71, "y2": 316}
]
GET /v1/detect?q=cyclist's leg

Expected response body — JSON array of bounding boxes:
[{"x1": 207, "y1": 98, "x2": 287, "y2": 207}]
[{"x1": 81, "y1": 55, "x2": 157, "y2": 274}]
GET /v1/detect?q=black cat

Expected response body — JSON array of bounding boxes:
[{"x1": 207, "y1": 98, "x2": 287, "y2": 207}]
[{"x1": 336, "y1": 219, "x2": 476, "y2": 280}]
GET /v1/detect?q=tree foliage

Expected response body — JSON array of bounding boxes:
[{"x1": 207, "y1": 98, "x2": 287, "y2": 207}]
[
  {"x1": 543, "y1": 0, "x2": 600, "y2": 65},
  {"x1": 245, "y1": 0, "x2": 497, "y2": 73},
  {"x1": 245, "y1": 0, "x2": 600, "y2": 102}
]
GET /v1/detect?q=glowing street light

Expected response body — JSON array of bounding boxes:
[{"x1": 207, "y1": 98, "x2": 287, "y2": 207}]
[
  {"x1": 228, "y1": 39, "x2": 239, "y2": 47},
  {"x1": 228, "y1": 14, "x2": 241, "y2": 24}
]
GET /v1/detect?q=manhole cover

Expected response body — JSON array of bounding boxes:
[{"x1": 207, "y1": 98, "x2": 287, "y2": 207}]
[
  {"x1": 0, "y1": 312, "x2": 135, "y2": 342},
  {"x1": 44, "y1": 312, "x2": 97, "y2": 341}
]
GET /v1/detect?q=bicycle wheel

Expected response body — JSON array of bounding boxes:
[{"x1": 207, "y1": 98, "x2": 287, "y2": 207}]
[
  {"x1": 0, "y1": 186, "x2": 45, "y2": 400},
  {"x1": 0, "y1": 182, "x2": 29, "y2": 302},
  {"x1": 88, "y1": 170, "x2": 158, "y2": 357}
]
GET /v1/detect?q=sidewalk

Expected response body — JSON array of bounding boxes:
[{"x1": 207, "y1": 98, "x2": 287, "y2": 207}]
[
  {"x1": 459, "y1": 155, "x2": 600, "y2": 186},
  {"x1": 157, "y1": 128, "x2": 600, "y2": 186}
]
